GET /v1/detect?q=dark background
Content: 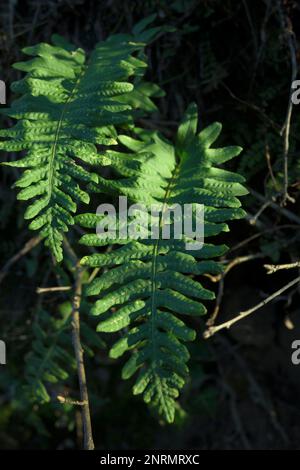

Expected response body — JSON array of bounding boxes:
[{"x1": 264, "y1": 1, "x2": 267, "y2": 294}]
[{"x1": 1, "y1": 0, "x2": 300, "y2": 450}]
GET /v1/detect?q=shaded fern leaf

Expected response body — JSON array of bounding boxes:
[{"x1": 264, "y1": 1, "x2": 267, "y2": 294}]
[
  {"x1": 0, "y1": 20, "x2": 158, "y2": 262},
  {"x1": 77, "y1": 103, "x2": 248, "y2": 423},
  {"x1": 25, "y1": 306, "x2": 104, "y2": 404}
]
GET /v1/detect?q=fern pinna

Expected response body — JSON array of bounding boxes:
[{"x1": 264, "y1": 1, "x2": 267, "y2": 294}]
[
  {"x1": 77, "y1": 104, "x2": 248, "y2": 422},
  {"x1": 25, "y1": 303, "x2": 104, "y2": 404},
  {"x1": 0, "y1": 20, "x2": 159, "y2": 262}
]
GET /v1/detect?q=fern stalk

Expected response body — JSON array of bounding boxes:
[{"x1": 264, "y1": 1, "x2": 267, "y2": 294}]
[{"x1": 71, "y1": 262, "x2": 94, "y2": 450}]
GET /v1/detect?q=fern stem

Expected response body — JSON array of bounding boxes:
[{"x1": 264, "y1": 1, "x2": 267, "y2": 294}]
[
  {"x1": 47, "y1": 70, "x2": 84, "y2": 210},
  {"x1": 149, "y1": 164, "x2": 180, "y2": 365},
  {"x1": 71, "y1": 263, "x2": 95, "y2": 450}
]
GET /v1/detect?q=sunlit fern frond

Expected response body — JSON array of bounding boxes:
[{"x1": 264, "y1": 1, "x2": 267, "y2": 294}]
[
  {"x1": 0, "y1": 17, "x2": 160, "y2": 261},
  {"x1": 77, "y1": 103, "x2": 248, "y2": 422}
]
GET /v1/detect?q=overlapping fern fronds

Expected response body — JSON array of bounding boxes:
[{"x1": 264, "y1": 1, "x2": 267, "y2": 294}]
[
  {"x1": 77, "y1": 104, "x2": 248, "y2": 422},
  {"x1": 0, "y1": 18, "x2": 160, "y2": 261}
]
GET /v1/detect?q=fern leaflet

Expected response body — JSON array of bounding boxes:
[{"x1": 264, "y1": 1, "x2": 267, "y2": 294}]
[{"x1": 25, "y1": 303, "x2": 104, "y2": 403}]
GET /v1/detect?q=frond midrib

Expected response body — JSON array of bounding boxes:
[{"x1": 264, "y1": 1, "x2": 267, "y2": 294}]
[
  {"x1": 47, "y1": 68, "x2": 85, "y2": 213},
  {"x1": 149, "y1": 159, "x2": 181, "y2": 371}
]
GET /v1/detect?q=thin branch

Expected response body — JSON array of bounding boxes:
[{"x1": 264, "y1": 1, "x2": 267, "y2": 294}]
[
  {"x1": 223, "y1": 253, "x2": 265, "y2": 274},
  {"x1": 71, "y1": 262, "x2": 95, "y2": 450},
  {"x1": 222, "y1": 81, "x2": 300, "y2": 144},
  {"x1": 88, "y1": 268, "x2": 100, "y2": 283},
  {"x1": 206, "y1": 254, "x2": 264, "y2": 327},
  {"x1": 277, "y1": 0, "x2": 297, "y2": 205},
  {"x1": 206, "y1": 277, "x2": 224, "y2": 327},
  {"x1": 264, "y1": 261, "x2": 300, "y2": 274},
  {"x1": 57, "y1": 395, "x2": 88, "y2": 406},
  {"x1": 221, "y1": 82, "x2": 282, "y2": 133},
  {"x1": 36, "y1": 286, "x2": 71, "y2": 294},
  {"x1": 203, "y1": 275, "x2": 300, "y2": 338},
  {"x1": 0, "y1": 236, "x2": 41, "y2": 285},
  {"x1": 249, "y1": 188, "x2": 300, "y2": 224},
  {"x1": 265, "y1": 143, "x2": 278, "y2": 190},
  {"x1": 249, "y1": 201, "x2": 272, "y2": 225},
  {"x1": 207, "y1": 253, "x2": 265, "y2": 283}
]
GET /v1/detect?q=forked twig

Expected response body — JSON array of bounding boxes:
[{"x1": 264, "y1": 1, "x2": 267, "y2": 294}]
[
  {"x1": 249, "y1": 188, "x2": 300, "y2": 224},
  {"x1": 204, "y1": 275, "x2": 300, "y2": 338},
  {"x1": 206, "y1": 253, "x2": 265, "y2": 327},
  {"x1": 264, "y1": 261, "x2": 300, "y2": 274}
]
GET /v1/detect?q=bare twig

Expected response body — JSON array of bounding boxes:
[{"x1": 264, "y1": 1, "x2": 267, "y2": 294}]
[
  {"x1": 204, "y1": 275, "x2": 300, "y2": 338},
  {"x1": 0, "y1": 236, "x2": 41, "y2": 285},
  {"x1": 249, "y1": 201, "x2": 272, "y2": 225},
  {"x1": 57, "y1": 395, "x2": 88, "y2": 406},
  {"x1": 206, "y1": 254, "x2": 264, "y2": 327},
  {"x1": 221, "y1": 82, "x2": 282, "y2": 133},
  {"x1": 207, "y1": 253, "x2": 265, "y2": 284},
  {"x1": 206, "y1": 277, "x2": 224, "y2": 327},
  {"x1": 71, "y1": 262, "x2": 94, "y2": 450},
  {"x1": 249, "y1": 188, "x2": 300, "y2": 224},
  {"x1": 36, "y1": 286, "x2": 71, "y2": 294},
  {"x1": 264, "y1": 261, "x2": 300, "y2": 274},
  {"x1": 265, "y1": 143, "x2": 278, "y2": 190},
  {"x1": 88, "y1": 268, "x2": 100, "y2": 283},
  {"x1": 222, "y1": 80, "x2": 300, "y2": 147},
  {"x1": 223, "y1": 254, "x2": 265, "y2": 274},
  {"x1": 277, "y1": 0, "x2": 298, "y2": 205}
]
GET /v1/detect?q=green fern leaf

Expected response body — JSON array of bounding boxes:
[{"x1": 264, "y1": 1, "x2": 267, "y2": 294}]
[
  {"x1": 78, "y1": 104, "x2": 247, "y2": 422},
  {"x1": 25, "y1": 304, "x2": 105, "y2": 404},
  {"x1": 25, "y1": 308, "x2": 76, "y2": 403},
  {"x1": 0, "y1": 24, "x2": 158, "y2": 261}
]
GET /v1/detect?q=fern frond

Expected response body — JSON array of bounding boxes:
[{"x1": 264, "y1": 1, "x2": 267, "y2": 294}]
[
  {"x1": 25, "y1": 309, "x2": 75, "y2": 403},
  {"x1": 78, "y1": 103, "x2": 248, "y2": 423},
  {"x1": 25, "y1": 304, "x2": 104, "y2": 404},
  {"x1": 0, "y1": 20, "x2": 158, "y2": 261}
]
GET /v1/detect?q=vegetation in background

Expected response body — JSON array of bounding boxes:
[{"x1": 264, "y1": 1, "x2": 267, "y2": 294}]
[{"x1": 0, "y1": 0, "x2": 300, "y2": 450}]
